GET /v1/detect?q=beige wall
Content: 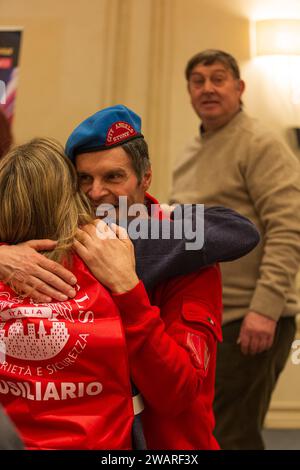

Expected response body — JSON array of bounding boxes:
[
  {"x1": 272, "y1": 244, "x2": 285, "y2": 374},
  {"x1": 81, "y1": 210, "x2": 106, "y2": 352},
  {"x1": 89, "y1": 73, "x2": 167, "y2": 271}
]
[
  {"x1": 265, "y1": 322, "x2": 300, "y2": 429},
  {"x1": 1, "y1": 0, "x2": 174, "y2": 199},
  {"x1": 3, "y1": 0, "x2": 300, "y2": 199},
  {"x1": 1, "y1": 0, "x2": 249, "y2": 201},
  {"x1": 1, "y1": 0, "x2": 300, "y2": 427}
]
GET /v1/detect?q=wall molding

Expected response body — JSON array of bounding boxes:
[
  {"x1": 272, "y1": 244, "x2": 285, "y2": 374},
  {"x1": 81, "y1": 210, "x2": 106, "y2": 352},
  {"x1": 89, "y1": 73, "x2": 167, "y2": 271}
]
[
  {"x1": 145, "y1": 0, "x2": 174, "y2": 200},
  {"x1": 98, "y1": 0, "x2": 175, "y2": 201},
  {"x1": 100, "y1": 0, "x2": 132, "y2": 106},
  {"x1": 265, "y1": 401, "x2": 300, "y2": 429}
]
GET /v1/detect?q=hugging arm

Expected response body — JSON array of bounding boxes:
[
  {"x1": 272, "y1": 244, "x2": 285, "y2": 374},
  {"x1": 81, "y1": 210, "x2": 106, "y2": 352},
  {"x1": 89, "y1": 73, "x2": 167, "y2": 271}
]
[{"x1": 133, "y1": 205, "x2": 260, "y2": 291}]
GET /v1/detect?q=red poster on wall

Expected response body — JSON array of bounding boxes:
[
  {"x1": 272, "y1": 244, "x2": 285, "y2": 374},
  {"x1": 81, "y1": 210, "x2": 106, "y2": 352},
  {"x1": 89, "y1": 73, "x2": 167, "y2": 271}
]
[{"x1": 0, "y1": 28, "x2": 22, "y2": 124}]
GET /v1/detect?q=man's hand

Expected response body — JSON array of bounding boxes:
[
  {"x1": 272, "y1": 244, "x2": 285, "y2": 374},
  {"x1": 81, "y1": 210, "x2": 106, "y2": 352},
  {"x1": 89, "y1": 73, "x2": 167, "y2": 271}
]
[
  {"x1": 237, "y1": 311, "x2": 277, "y2": 355},
  {"x1": 74, "y1": 220, "x2": 139, "y2": 293},
  {"x1": 0, "y1": 240, "x2": 77, "y2": 303}
]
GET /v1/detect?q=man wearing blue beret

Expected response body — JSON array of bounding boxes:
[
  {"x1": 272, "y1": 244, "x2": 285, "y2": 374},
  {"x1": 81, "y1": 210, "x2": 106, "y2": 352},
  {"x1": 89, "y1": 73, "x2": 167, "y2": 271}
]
[
  {"x1": 65, "y1": 104, "x2": 222, "y2": 450},
  {"x1": 61, "y1": 104, "x2": 257, "y2": 450},
  {"x1": 0, "y1": 104, "x2": 259, "y2": 449}
]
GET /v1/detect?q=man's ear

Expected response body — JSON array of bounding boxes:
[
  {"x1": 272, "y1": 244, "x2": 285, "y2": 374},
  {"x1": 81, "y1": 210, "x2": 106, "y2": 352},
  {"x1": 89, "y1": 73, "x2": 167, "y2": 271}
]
[
  {"x1": 238, "y1": 79, "x2": 246, "y2": 95},
  {"x1": 142, "y1": 168, "x2": 152, "y2": 191}
]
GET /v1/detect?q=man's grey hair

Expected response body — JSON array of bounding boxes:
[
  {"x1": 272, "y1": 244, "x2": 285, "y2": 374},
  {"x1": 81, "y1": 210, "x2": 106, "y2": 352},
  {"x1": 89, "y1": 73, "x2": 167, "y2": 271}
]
[
  {"x1": 121, "y1": 137, "x2": 151, "y2": 183},
  {"x1": 185, "y1": 49, "x2": 241, "y2": 81}
]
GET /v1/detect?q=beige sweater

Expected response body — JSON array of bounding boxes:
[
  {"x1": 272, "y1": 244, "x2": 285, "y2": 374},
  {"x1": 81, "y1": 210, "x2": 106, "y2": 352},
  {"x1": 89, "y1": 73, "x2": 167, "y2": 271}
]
[{"x1": 171, "y1": 111, "x2": 300, "y2": 324}]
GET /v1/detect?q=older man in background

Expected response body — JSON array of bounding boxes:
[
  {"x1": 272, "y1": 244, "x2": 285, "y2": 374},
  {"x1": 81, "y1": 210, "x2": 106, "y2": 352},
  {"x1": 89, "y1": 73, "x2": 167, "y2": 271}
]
[{"x1": 170, "y1": 49, "x2": 300, "y2": 450}]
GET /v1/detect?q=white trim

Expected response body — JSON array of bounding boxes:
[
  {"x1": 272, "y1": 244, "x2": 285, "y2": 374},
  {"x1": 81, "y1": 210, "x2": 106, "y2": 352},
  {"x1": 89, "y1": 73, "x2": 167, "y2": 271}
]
[
  {"x1": 265, "y1": 401, "x2": 300, "y2": 429},
  {"x1": 0, "y1": 27, "x2": 23, "y2": 31},
  {"x1": 132, "y1": 393, "x2": 144, "y2": 415}
]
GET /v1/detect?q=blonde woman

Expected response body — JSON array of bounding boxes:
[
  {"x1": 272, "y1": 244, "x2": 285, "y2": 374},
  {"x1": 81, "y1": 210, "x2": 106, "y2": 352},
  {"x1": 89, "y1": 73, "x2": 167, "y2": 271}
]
[
  {"x1": 0, "y1": 137, "x2": 259, "y2": 451},
  {"x1": 0, "y1": 138, "x2": 139, "y2": 449}
]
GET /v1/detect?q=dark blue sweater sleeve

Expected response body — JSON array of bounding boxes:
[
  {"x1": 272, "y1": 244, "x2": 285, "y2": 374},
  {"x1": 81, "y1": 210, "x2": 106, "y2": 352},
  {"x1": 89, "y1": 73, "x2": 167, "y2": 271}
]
[
  {"x1": 199, "y1": 206, "x2": 260, "y2": 264},
  {"x1": 132, "y1": 205, "x2": 259, "y2": 291}
]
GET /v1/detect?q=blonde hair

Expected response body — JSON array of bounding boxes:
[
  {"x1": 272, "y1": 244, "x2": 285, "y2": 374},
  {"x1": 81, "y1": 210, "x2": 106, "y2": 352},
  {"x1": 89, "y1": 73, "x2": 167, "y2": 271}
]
[{"x1": 0, "y1": 137, "x2": 93, "y2": 263}]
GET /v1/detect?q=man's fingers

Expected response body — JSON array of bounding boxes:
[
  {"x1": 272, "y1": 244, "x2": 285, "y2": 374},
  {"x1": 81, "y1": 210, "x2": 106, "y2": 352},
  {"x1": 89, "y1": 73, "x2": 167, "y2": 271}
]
[
  {"x1": 257, "y1": 338, "x2": 269, "y2": 354},
  {"x1": 9, "y1": 277, "x2": 52, "y2": 303},
  {"x1": 15, "y1": 260, "x2": 77, "y2": 300},
  {"x1": 239, "y1": 332, "x2": 273, "y2": 355},
  {"x1": 29, "y1": 274, "x2": 75, "y2": 301},
  {"x1": 239, "y1": 331, "x2": 262, "y2": 355},
  {"x1": 80, "y1": 224, "x2": 99, "y2": 235},
  {"x1": 75, "y1": 227, "x2": 95, "y2": 245},
  {"x1": 10, "y1": 272, "x2": 76, "y2": 302},
  {"x1": 31, "y1": 294, "x2": 53, "y2": 303},
  {"x1": 0, "y1": 244, "x2": 78, "y2": 301},
  {"x1": 10, "y1": 279, "x2": 52, "y2": 303},
  {"x1": 240, "y1": 339, "x2": 250, "y2": 355},
  {"x1": 110, "y1": 223, "x2": 129, "y2": 240},
  {"x1": 261, "y1": 333, "x2": 274, "y2": 352},
  {"x1": 35, "y1": 256, "x2": 77, "y2": 287},
  {"x1": 73, "y1": 238, "x2": 90, "y2": 261},
  {"x1": 80, "y1": 221, "x2": 110, "y2": 237},
  {"x1": 24, "y1": 239, "x2": 58, "y2": 251},
  {"x1": 96, "y1": 223, "x2": 115, "y2": 240},
  {"x1": 248, "y1": 336, "x2": 260, "y2": 355},
  {"x1": 266, "y1": 336, "x2": 274, "y2": 351},
  {"x1": 4, "y1": 260, "x2": 77, "y2": 301},
  {"x1": 31, "y1": 293, "x2": 53, "y2": 303},
  {"x1": 238, "y1": 329, "x2": 250, "y2": 355},
  {"x1": 81, "y1": 221, "x2": 124, "y2": 241},
  {"x1": 95, "y1": 219, "x2": 110, "y2": 231},
  {"x1": 238, "y1": 312, "x2": 277, "y2": 356},
  {"x1": 1, "y1": 269, "x2": 24, "y2": 284}
]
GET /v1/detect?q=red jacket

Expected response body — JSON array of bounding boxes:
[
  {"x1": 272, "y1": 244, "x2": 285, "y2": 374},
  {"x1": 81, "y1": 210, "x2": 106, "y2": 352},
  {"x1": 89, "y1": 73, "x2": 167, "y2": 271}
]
[
  {"x1": 0, "y1": 260, "x2": 221, "y2": 450},
  {"x1": 112, "y1": 194, "x2": 223, "y2": 449},
  {"x1": 0, "y1": 254, "x2": 134, "y2": 450},
  {"x1": 113, "y1": 267, "x2": 222, "y2": 450}
]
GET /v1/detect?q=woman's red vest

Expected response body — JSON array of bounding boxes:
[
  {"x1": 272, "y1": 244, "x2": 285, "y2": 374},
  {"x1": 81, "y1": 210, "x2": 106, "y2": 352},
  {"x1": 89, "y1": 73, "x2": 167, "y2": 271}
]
[{"x1": 0, "y1": 254, "x2": 134, "y2": 449}]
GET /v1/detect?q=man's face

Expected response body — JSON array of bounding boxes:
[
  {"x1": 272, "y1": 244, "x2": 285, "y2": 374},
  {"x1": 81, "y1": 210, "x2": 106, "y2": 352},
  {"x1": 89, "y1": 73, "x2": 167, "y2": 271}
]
[
  {"x1": 76, "y1": 146, "x2": 152, "y2": 217},
  {"x1": 187, "y1": 61, "x2": 245, "y2": 131}
]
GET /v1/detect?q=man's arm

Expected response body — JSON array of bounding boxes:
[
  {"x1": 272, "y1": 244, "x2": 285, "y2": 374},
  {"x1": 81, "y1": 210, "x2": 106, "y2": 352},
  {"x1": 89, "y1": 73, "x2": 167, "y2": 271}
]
[
  {"x1": 74, "y1": 222, "x2": 222, "y2": 414},
  {"x1": 0, "y1": 240, "x2": 77, "y2": 303},
  {"x1": 0, "y1": 204, "x2": 258, "y2": 300},
  {"x1": 132, "y1": 205, "x2": 259, "y2": 291},
  {"x1": 112, "y1": 269, "x2": 222, "y2": 415},
  {"x1": 238, "y1": 311, "x2": 276, "y2": 355},
  {"x1": 238, "y1": 135, "x2": 300, "y2": 354}
]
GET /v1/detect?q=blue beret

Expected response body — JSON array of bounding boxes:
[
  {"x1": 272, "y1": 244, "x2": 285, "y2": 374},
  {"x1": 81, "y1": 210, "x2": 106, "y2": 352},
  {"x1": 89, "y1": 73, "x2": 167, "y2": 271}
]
[{"x1": 65, "y1": 104, "x2": 143, "y2": 162}]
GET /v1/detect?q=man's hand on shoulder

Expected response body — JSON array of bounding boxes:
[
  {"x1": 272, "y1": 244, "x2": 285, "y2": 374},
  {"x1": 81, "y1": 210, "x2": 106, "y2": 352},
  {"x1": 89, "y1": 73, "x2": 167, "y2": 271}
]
[
  {"x1": 237, "y1": 311, "x2": 277, "y2": 355},
  {"x1": 0, "y1": 240, "x2": 77, "y2": 303},
  {"x1": 74, "y1": 221, "x2": 139, "y2": 294}
]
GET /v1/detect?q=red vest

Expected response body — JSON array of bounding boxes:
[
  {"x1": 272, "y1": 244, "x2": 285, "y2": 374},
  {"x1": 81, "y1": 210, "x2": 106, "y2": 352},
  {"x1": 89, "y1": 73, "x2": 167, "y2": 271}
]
[{"x1": 0, "y1": 254, "x2": 134, "y2": 449}]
